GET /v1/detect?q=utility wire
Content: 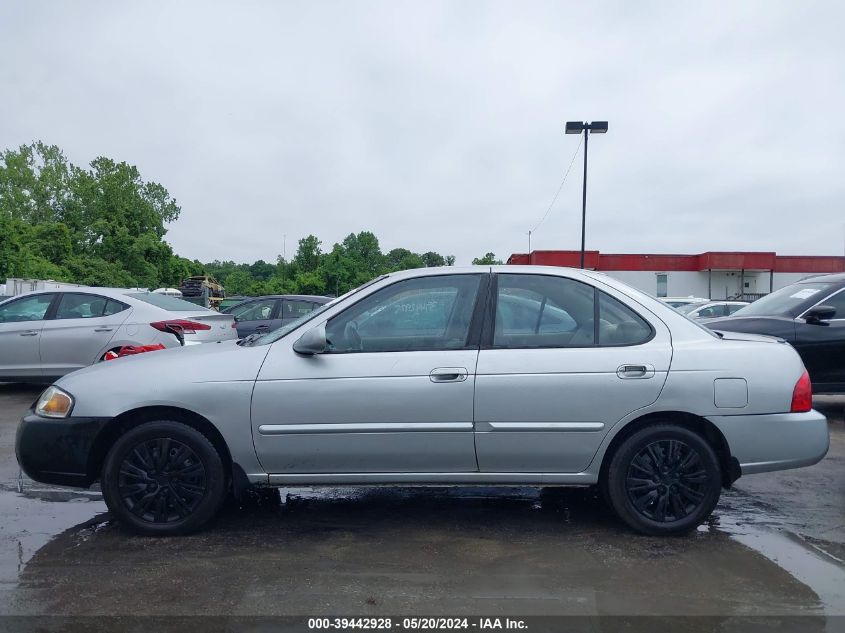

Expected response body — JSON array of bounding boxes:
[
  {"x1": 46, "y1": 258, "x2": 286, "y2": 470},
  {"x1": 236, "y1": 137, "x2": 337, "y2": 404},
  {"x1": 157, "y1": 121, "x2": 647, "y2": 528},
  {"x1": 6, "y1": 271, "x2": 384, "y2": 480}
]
[{"x1": 530, "y1": 136, "x2": 583, "y2": 235}]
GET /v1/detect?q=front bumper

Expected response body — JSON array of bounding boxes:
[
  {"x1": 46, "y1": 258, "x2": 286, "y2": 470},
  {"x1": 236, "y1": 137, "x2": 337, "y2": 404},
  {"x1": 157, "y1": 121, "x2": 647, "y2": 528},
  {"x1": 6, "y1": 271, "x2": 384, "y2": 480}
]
[
  {"x1": 16, "y1": 412, "x2": 112, "y2": 488},
  {"x1": 708, "y1": 409, "x2": 830, "y2": 475}
]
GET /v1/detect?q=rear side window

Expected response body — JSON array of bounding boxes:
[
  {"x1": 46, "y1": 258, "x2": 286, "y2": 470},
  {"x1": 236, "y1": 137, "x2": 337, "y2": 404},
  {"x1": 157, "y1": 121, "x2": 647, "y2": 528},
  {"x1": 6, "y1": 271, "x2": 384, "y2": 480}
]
[
  {"x1": 55, "y1": 293, "x2": 128, "y2": 319},
  {"x1": 597, "y1": 292, "x2": 653, "y2": 346},
  {"x1": 283, "y1": 300, "x2": 317, "y2": 318},
  {"x1": 493, "y1": 275, "x2": 595, "y2": 348},
  {"x1": 127, "y1": 293, "x2": 212, "y2": 312},
  {"x1": 230, "y1": 299, "x2": 277, "y2": 321},
  {"x1": 492, "y1": 274, "x2": 652, "y2": 348}
]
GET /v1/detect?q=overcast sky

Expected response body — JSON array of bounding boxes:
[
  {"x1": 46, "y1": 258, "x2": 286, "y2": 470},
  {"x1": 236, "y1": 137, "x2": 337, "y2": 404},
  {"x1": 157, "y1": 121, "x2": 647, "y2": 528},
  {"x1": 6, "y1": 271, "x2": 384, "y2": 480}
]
[{"x1": 2, "y1": 1, "x2": 843, "y2": 265}]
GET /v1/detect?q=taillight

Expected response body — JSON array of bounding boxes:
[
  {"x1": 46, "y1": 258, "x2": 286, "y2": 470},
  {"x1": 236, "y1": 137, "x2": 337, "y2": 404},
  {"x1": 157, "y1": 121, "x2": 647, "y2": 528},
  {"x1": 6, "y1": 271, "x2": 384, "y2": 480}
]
[
  {"x1": 150, "y1": 320, "x2": 211, "y2": 335},
  {"x1": 790, "y1": 370, "x2": 812, "y2": 413},
  {"x1": 231, "y1": 322, "x2": 237, "y2": 328}
]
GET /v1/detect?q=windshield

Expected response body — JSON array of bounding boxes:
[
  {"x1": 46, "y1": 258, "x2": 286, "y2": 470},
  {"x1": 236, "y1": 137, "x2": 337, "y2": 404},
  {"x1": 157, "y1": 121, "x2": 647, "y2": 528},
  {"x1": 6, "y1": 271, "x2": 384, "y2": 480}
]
[
  {"x1": 127, "y1": 292, "x2": 213, "y2": 312},
  {"x1": 248, "y1": 276, "x2": 386, "y2": 345},
  {"x1": 731, "y1": 282, "x2": 835, "y2": 317}
]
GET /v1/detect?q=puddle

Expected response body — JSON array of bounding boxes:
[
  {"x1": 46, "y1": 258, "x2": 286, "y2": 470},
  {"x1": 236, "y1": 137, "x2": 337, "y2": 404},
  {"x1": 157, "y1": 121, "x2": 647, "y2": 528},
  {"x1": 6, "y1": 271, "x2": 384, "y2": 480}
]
[{"x1": 715, "y1": 491, "x2": 845, "y2": 615}]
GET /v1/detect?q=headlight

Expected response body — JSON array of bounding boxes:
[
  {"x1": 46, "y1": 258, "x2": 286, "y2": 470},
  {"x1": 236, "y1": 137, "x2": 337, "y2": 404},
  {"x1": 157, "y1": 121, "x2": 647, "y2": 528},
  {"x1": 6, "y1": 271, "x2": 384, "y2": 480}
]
[{"x1": 35, "y1": 386, "x2": 74, "y2": 418}]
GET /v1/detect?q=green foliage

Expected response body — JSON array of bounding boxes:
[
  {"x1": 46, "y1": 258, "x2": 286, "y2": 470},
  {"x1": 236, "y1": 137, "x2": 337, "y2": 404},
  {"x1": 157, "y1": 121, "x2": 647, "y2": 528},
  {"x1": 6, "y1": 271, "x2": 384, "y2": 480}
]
[
  {"x1": 0, "y1": 141, "x2": 460, "y2": 297},
  {"x1": 0, "y1": 142, "x2": 182, "y2": 290},
  {"x1": 472, "y1": 252, "x2": 503, "y2": 265}
]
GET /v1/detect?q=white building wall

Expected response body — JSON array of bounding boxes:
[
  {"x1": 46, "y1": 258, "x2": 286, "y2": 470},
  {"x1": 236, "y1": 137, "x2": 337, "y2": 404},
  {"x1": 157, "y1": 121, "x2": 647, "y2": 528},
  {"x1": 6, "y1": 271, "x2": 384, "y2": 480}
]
[{"x1": 599, "y1": 270, "x2": 813, "y2": 299}]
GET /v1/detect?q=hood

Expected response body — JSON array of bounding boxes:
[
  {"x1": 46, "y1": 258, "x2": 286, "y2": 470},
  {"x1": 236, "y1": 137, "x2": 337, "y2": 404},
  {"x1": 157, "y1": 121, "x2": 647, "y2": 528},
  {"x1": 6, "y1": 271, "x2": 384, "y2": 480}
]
[{"x1": 56, "y1": 339, "x2": 271, "y2": 394}]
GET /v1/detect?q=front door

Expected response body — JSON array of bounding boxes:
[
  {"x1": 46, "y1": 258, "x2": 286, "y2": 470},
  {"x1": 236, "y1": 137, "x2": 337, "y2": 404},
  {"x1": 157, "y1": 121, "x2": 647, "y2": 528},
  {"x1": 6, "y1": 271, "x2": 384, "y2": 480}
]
[
  {"x1": 251, "y1": 273, "x2": 487, "y2": 474},
  {"x1": 0, "y1": 294, "x2": 55, "y2": 379},
  {"x1": 474, "y1": 273, "x2": 672, "y2": 473},
  {"x1": 794, "y1": 288, "x2": 845, "y2": 389}
]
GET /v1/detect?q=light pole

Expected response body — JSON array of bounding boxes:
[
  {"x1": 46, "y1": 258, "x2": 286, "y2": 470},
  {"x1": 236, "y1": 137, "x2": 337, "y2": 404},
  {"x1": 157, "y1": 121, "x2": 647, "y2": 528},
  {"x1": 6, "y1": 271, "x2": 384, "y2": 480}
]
[{"x1": 565, "y1": 121, "x2": 608, "y2": 268}]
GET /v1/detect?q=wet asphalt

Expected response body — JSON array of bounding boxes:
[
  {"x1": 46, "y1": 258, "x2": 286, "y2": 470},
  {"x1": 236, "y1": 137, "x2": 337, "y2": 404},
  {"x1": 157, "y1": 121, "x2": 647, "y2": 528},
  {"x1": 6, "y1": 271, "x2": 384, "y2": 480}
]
[{"x1": 0, "y1": 383, "x2": 843, "y2": 619}]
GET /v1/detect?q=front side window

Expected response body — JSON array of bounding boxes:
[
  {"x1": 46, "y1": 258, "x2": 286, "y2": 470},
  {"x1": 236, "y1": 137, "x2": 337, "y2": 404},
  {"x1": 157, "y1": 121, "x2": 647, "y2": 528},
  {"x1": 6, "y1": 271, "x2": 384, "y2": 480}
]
[
  {"x1": 809, "y1": 289, "x2": 845, "y2": 320},
  {"x1": 230, "y1": 299, "x2": 277, "y2": 322},
  {"x1": 0, "y1": 294, "x2": 54, "y2": 323},
  {"x1": 55, "y1": 293, "x2": 126, "y2": 320},
  {"x1": 326, "y1": 275, "x2": 482, "y2": 353}
]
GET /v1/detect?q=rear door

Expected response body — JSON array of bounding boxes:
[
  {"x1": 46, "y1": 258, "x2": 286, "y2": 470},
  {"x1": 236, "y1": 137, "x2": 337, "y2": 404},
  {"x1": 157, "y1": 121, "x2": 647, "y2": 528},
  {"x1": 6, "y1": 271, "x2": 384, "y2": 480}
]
[
  {"x1": 0, "y1": 294, "x2": 55, "y2": 379},
  {"x1": 281, "y1": 299, "x2": 318, "y2": 326},
  {"x1": 474, "y1": 273, "x2": 672, "y2": 473},
  {"x1": 39, "y1": 293, "x2": 131, "y2": 375}
]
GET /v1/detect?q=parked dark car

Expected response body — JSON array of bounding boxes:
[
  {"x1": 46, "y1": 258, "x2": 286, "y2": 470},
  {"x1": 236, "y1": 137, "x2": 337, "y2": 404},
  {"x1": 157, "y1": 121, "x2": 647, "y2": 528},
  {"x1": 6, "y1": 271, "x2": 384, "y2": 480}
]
[
  {"x1": 703, "y1": 272, "x2": 845, "y2": 393},
  {"x1": 222, "y1": 294, "x2": 330, "y2": 337}
]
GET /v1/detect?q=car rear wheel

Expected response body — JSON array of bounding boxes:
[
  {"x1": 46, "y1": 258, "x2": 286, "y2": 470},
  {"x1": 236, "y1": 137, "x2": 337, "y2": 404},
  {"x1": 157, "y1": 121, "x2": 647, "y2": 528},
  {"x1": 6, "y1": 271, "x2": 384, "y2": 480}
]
[
  {"x1": 101, "y1": 421, "x2": 227, "y2": 535},
  {"x1": 604, "y1": 424, "x2": 721, "y2": 536}
]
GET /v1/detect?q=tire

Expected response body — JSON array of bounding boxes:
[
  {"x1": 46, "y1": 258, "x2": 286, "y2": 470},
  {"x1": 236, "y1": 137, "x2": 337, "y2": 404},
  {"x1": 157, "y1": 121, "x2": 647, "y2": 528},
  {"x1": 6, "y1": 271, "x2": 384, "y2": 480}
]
[
  {"x1": 101, "y1": 421, "x2": 227, "y2": 536},
  {"x1": 604, "y1": 424, "x2": 722, "y2": 536}
]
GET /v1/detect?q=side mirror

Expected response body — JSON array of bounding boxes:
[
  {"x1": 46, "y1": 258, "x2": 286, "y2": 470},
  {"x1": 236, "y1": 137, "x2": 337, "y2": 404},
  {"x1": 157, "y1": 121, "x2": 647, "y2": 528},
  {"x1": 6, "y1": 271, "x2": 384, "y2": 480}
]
[
  {"x1": 805, "y1": 305, "x2": 836, "y2": 325},
  {"x1": 293, "y1": 323, "x2": 328, "y2": 355}
]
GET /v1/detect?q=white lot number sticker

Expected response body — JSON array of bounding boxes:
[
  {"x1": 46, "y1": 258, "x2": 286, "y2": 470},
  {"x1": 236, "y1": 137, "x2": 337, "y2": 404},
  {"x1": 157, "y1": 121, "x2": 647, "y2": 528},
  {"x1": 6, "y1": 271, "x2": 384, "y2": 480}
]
[{"x1": 790, "y1": 288, "x2": 822, "y2": 299}]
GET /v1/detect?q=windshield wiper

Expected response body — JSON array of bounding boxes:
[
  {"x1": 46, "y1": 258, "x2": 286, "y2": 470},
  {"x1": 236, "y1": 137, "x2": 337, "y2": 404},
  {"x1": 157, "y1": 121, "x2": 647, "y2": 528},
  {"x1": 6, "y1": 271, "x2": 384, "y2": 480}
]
[{"x1": 237, "y1": 332, "x2": 263, "y2": 347}]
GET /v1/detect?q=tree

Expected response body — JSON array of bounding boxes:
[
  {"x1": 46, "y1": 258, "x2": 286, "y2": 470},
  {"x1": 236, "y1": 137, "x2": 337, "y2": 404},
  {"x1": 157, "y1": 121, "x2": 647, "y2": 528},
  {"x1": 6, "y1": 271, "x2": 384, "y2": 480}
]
[
  {"x1": 472, "y1": 252, "x2": 503, "y2": 265},
  {"x1": 421, "y1": 251, "x2": 445, "y2": 267}
]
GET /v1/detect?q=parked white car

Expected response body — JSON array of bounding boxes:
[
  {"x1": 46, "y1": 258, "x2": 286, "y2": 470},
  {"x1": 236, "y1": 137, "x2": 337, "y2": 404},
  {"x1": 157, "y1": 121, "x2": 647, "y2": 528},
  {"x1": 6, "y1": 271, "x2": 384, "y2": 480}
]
[
  {"x1": 0, "y1": 288, "x2": 236, "y2": 381},
  {"x1": 17, "y1": 266, "x2": 829, "y2": 537},
  {"x1": 659, "y1": 296, "x2": 710, "y2": 309},
  {"x1": 677, "y1": 301, "x2": 749, "y2": 319}
]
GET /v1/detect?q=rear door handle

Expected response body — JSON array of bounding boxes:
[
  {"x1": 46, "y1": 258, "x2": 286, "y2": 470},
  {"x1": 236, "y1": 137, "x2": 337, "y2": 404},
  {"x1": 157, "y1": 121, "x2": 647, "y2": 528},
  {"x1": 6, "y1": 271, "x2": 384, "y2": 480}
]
[
  {"x1": 616, "y1": 364, "x2": 655, "y2": 379},
  {"x1": 94, "y1": 327, "x2": 114, "y2": 332},
  {"x1": 19, "y1": 330, "x2": 39, "y2": 337},
  {"x1": 430, "y1": 367, "x2": 468, "y2": 383}
]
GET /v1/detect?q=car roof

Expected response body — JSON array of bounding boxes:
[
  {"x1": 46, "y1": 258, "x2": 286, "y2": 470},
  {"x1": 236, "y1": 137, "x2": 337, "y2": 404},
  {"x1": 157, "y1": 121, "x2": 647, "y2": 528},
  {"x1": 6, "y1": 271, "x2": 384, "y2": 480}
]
[
  {"x1": 232, "y1": 294, "x2": 330, "y2": 302},
  {"x1": 798, "y1": 272, "x2": 845, "y2": 284}
]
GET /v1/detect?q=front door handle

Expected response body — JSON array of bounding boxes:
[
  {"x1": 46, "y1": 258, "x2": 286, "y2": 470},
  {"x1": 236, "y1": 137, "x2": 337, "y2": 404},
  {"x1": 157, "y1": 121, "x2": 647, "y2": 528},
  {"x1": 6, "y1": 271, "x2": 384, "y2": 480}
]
[
  {"x1": 94, "y1": 327, "x2": 114, "y2": 332},
  {"x1": 429, "y1": 367, "x2": 468, "y2": 383},
  {"x1": 616, "y1": 364, "x2": 655, "y2": 379},
  {"x1": 19, "y1": 330, "x2": 39, "y2": 337}
]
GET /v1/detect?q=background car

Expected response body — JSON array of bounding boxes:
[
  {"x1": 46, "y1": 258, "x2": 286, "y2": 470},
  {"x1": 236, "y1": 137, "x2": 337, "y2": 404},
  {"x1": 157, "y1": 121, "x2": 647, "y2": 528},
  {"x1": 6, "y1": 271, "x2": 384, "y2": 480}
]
[
  {"x1": 660, "y1": 296, "x2": 710, "y2": 309},
  {"x1": 676, "y1": 300, "x2": 749, "y2": 319},
  {"x1": 703, "y1": 272, "x2": 845, "y2": 393},
  {"x1": 217, "y1": 295, "x2": 248, "y2": 311},
  {"x1": 17, "y1": 267, "x2": 828, "y2": 538},
  {"x1": 223, "y1": 294, "x2": 330, "y2": 337},
  {"x1": 0, "y1": 288, "x2": 237, "y2": 382}
]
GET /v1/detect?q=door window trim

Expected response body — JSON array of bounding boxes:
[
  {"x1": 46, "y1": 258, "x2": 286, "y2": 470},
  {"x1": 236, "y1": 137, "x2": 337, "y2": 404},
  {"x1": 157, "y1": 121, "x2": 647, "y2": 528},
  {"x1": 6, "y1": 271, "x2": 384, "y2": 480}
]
[
  {"x1": 481, "y1": 273, "x2": 655, "y2": 350},
  {"x1": 324, "y1": 273, "x2": 491, "y2": 354}
]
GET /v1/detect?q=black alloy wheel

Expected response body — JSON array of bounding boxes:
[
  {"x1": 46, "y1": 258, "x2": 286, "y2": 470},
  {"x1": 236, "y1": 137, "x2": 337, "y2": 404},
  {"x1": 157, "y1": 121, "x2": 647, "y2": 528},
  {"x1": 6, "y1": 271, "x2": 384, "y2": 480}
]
[
  {"x1": 604, "y1": 424, "x2": 722, "y2": 536},
  {"x1": 625, "y1": 439, "x2": 709, "y2": 523},
  {"x1": 102, "y1": 421, "x2": 227, "y2": 535},
  {"x1": 117, "y1": 438, "x2": 207, "y2": 524}
]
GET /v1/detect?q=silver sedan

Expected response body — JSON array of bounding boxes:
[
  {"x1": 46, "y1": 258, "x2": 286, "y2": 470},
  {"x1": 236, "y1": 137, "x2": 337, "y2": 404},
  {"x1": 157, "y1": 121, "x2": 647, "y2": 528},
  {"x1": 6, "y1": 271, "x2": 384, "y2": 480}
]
[{"x1": 16, "y1": 266, "x2": 829, "y2": 536}]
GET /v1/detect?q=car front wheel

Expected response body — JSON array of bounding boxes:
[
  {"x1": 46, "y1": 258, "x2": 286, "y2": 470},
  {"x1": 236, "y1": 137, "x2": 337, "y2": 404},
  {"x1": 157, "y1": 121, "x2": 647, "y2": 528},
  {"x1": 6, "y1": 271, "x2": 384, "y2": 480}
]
[
  {"x1": 101, "y1": 421, "x2": 227, "y2": 535},
  {"x1": 604, "y1": 424, "x2": 722, "y2": 536}
]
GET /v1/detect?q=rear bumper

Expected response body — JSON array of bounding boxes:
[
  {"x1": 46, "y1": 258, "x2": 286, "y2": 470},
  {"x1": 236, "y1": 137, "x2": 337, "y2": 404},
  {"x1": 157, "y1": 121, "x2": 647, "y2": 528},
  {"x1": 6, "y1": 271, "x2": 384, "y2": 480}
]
[
  {"x1": 707, "y1": 410, "x2": 830, "y2": 475},
  {"x1": 15, "y1": 412, "x2": 111, "y2": 487}
]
